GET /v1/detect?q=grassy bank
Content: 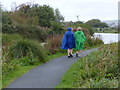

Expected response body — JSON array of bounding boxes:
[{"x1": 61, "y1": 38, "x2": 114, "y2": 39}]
[{"x1": 56, "y1": 43, "x2": 119, "y2": 88}]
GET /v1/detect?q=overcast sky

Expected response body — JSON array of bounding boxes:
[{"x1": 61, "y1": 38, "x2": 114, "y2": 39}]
[{"x1": 0, "y1": 0, "x2": 119, "y2": 22}]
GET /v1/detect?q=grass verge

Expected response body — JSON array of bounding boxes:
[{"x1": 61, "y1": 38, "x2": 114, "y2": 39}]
[{"x1": 56, "y1": 43, "x2": 119, "y2": 88}]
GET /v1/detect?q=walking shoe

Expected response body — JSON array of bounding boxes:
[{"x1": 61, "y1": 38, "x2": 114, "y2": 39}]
[
  {"x1": 76, "y1": 53, "x2": 78, "y2": 57},
  {"x1": 68, "y1": 56, "x2": 71, "y2": 58},
  {"x1": 69, "y1": 53, "x2": 73, "y2": 57}
]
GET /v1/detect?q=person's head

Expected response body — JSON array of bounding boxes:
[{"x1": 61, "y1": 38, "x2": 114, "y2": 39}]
[
  {"x1": 77, "y1": 27, "x2": 82, "y2": 31},
  {"x1": 73, "y1": 28, "x2": 77, "y2": 32},
  {"x1": 67, "y1": 27, "x2": 72, "y2": 31}
]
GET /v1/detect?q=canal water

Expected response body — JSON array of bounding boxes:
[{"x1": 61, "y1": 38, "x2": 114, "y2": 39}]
[{"x1": 94, "y1": 33, "x2": 119, "y2": 44}]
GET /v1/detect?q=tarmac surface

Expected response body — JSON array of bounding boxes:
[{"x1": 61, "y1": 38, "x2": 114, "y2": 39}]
[{"x1": 7, "y1": 48, "x2": 98, "y2": 88}]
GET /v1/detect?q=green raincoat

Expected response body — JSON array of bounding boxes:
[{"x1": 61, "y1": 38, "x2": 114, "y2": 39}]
[{"x1": 74, "y1": 30, "x2": 86, "y2": 50}]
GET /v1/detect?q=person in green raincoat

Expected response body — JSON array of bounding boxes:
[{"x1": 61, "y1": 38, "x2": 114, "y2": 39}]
[{"x1": 74, "y1": 27, "x2": 86, "y2": 57}]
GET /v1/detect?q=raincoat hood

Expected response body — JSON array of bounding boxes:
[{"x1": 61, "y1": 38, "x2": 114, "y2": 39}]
[
  {"x1": 77, "y1": 31, "x2": 82, "y2": 34},
  {"x1": 61, "y1": 27, "x2": 75, "y2": 49},
  {"x1": 68, "y1": 27, "x2": 72, "y2": 31},
  {"x1": 74, "y1": 30, "x2": 86, "y2": 50}
]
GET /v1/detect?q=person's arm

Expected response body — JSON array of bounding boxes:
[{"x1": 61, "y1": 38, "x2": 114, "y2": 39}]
[{"x1": 81, "y1": 31, "x2": 86, "y2": 40}]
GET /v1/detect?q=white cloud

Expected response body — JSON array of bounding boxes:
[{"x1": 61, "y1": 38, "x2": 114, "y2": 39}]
[{"x1": 0, "y1": 0, "x2": 119, "y2": 21}]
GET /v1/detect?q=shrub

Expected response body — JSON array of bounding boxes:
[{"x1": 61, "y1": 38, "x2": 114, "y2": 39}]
[
  {"x1": 2, "y1": 34, "x2": 22, "y2": 46},
  {"x1": 9, "y1": 11, "x2": 29, "y2": 25},
  {"x1": 67, "y1": 23, "x2": 94, "y2": 36},
  {"x1": 9, "y1": 39, "x2": 46, "y2": 62},
  {"x1": 2, "y1": 34, "x2": 47, "y2": 76},
  {"x1": 51, "y1": 22, "x2": 64, "y2": 34},
  {"x1": 84, "y1": 35, "x2": 104, "y2": 48},
  {"x1": 81, "y1": 28, "x2": 90, "y2": 36},
  {"x1": 2, "y1": 24, "x2": 15, "y2": 34},
  {"x1": 45, "y1": 34, "x2": 63, "y2": 54},
  {"x1": 2, "y1": 24, "x2": 50, "y2": 42},
  {"x1": 2, "y1": 34, "x2": 23, "y2": 61},
  {"x1": 2, "y1": 12, "x2": 12, "y2": 24}
]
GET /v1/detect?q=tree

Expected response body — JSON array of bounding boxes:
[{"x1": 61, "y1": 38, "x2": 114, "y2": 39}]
[
  {"x1": 29, "y1": 5, "x2": 55, "y2": 27},
  {"x1": 38, "y1": 5, "x2": 55, "y2": 27},
  {"x1": 85, "y1": 19, "x2": 101, "y2": 27},
  {"x1": 96, "y1": 22, "x2": 108, "y2": 28},
  {"x1": 54, "y1": 8, "x2": 64, "y2": 22},
  {"x1": 51, "y1": 21, "x2": 64, "y2": 34},
  {"x1": 85, "y1": 19, "x2": 108, "y2": 28},
  {"x1": 16, "y1": 4, "x2": 55, "y2": 27},
  {"x1": 74, "y1": 21, "x2": 83, "y2": 24}
]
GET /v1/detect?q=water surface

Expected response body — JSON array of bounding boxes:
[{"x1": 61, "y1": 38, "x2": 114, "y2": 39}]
[{"x1": 94, "y1": 33, "x2": 119, "y2": 44}]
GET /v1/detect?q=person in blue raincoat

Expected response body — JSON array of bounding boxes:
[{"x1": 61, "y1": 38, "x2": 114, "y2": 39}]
[{"x1": 61, "y1": 27, "x2": 75, "y2": 58}]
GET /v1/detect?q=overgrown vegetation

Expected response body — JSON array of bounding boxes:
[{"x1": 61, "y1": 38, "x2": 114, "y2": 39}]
[
  {"x1": 56, "y1": 43, "x2": 119, "y2": 88},
  {"x1": 65, "y1": 22, "x2": 94, "y2": 36},
  {"x1": 2, "y1": 34, "x2": 47, "y2": 76},
  {"x1": 84, "y1": 35, "x2": 104, "y2": 48},
  {"x1": 2, "y1": 24, "x2": 50, "y2": 42},
  {"x1": 45, "y1": 34, "x2": 63, "y2": 54}
]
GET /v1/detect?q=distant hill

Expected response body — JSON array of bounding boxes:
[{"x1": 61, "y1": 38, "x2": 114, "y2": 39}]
[{"x1": 102, "y1": 20, "x2": 118, "y2": 27}]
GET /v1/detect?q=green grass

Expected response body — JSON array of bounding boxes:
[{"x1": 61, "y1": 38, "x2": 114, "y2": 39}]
[
  {"x1": 56, "y1": 43, "x2": 119, "y2": 88},
  {"x1": 46, "y1": 52, "x2": 67, "y2": 61}
]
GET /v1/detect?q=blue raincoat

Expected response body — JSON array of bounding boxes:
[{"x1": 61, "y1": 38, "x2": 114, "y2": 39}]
[{"x1": 61, "y1": 27, "x2": 75, "y2": 49}]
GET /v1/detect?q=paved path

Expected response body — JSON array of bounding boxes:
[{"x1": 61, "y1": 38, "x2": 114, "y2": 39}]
[{"x1": 7, "y1": 48, "x2": 98, "y2": 88}]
